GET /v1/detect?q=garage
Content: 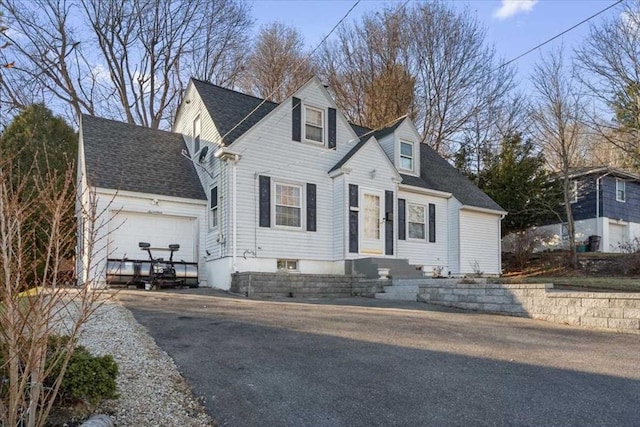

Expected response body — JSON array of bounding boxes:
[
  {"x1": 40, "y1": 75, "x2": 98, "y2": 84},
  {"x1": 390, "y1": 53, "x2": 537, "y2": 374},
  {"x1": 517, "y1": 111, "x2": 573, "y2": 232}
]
[
  {"x1": 459, "y1": 209, "x2": 501, "y2": 275},
  {"x1": 108, "y1": 211, "x2": 198, "y2": 262},
  {"x1": 609, "y1": 222, "x2": 627, "y2": 252}
]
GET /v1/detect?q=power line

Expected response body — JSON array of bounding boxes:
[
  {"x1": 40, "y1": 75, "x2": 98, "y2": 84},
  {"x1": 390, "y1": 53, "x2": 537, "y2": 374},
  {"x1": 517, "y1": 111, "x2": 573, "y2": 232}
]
[
  {"x1": 219, "y1": 0, "x2": 361, "y2": 143},
  {"x1": 496, "y1": 0, "x2": 624, "y2": 71}
]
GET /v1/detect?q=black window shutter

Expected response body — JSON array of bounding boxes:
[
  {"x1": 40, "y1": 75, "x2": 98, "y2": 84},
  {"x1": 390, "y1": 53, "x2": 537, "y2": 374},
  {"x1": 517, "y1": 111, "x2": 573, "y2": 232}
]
[
  {"x1": 349, "y1": 184, "x2": 358, "y2": 208},
  {"x1": 428, "y1": 203, "x2": 436, "y2": 242},
  {"x1": 349, "y1": 184, "x2": 358, "y2": 253},
  {"x1": 328, "y1": 108, "x2": 337, "y2": 149},
  {"x1": 259, "y1": 175, "x2": 271, "y2": 227},
  {"x1": 385, "y1": 190, "x2": 394, "y2": 255},
  {"x1": 398, "y1": 198, "x2": 406, "y2": 240},
  {"x1": 210, "y1": 186, "x2": 218, "y2": 209},
  {"x1": 307, "y1": 183, "x2": 316, "y2": 232},
  {"x1": 292, "y1": 97, "x2": 302, "y2": 142}
]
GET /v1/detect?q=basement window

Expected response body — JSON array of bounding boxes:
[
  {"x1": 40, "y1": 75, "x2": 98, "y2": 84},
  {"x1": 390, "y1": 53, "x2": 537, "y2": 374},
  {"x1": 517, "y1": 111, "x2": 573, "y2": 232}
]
[{"x1": 277, "y1": 259, "x2": 298, "y2": 271}]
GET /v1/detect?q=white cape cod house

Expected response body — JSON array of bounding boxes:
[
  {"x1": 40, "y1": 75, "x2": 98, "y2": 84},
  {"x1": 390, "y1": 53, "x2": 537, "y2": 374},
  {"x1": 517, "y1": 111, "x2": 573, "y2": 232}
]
[{"x1": 77, "y1": 76, "x2": 505, "y2": 289}]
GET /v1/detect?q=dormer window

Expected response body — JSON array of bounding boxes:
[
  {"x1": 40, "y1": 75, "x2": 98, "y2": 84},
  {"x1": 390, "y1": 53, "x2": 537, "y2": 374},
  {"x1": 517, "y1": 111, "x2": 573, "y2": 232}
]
[
  {"x1": 193, "y1": 115, "x2": 201, "y2": 153},
  {"x1": 305, "y1": 106, "x2": 324, "y2": 143},
  {"x1": 400, "y1": 141, "x2": 414, "y2": 171}
]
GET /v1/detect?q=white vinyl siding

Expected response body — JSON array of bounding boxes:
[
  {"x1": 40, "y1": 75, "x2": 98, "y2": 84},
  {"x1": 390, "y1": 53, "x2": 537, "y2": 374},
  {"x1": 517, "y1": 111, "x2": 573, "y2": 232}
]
[
  {"x1": 397, "y1": 191, "x2": 448, "y2": 270},
  {"x1": 459, "y1": 209, "x2": 501, "y2": 276},
  {"x1": 172, "y1": 82, "x2": 227, "y2": 261},
  {"x1": 229, "y1": 79, "x2": 394, "y2": 265},
  {"x1": 304, "y1": 106, "x2": 324, "y2": 143}
]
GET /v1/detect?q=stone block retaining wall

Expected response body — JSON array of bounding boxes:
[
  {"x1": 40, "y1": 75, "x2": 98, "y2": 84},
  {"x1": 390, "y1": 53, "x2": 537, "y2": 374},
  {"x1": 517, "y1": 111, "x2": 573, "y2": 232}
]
[
  {"x1": 417, "y1": 282, "x2": 640, "y2": 333},
  {"x1": 231, "y1": 272, "x2": 385, "y2": 298}
]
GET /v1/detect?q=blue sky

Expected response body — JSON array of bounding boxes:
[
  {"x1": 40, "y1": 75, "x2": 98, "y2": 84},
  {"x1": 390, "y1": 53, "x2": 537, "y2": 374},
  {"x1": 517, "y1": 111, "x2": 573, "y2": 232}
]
[{"x1": 250, "y1": 0, "x2": 621, "y2": 85}]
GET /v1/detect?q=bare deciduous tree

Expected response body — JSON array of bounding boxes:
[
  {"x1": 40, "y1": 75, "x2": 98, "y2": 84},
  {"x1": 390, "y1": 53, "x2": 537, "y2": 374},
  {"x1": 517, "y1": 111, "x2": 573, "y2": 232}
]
[
  {"x1": 0, "y1": 155, "x2": 108, "y2": 426},
  {"x1": 576, "y1": 0, "x2": 640, "y2": 166},
  {"x1": 238, "y1": 22, "x2": 314, "y2": 103},
  {"x1": 318, "y1": 5, "x2": 415, "y2": 130},
  {"x1": 0, "y1": 0, "x2": 253, "y2": 128},
  {"x1": 530, "y1": 48, "x2": 586, "y2": 268},
  {"x1": 319, "y1": 1, "x2": 515, "y2": 154}
]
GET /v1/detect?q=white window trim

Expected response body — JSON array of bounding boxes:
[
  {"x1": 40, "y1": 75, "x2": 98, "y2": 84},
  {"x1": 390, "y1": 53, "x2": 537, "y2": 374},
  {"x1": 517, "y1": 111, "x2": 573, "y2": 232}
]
[
  {"x1": 407, "y1": 202, "x2": 427, "y2": 241},
  {"x1": 277, "y1": 259, "x2": 299, "y2": 272},
  {"x1": 561, "y1": 223, "x2": 569, "y2": 241},
  {"x1": 303, "y1": 105, "x2": 325, "y2": 144},
  {"x1": 272, "y1": 181, "x2": 304, "y2": 230},
  {"x1": 399, "y1": 140, "x2": 415, "y2": 173},
  {"x1": 209, "y1": 184, "x2": 218, "y2": 230},
  {"x1": 193, "y1": 114, "x2": 201, "y2": 153},
  {"x1": 616, "y1": 179, "x2": 626, "y2": 202},
  {"x1": 570, "y1": 180, "x2": 578, "y2": 204}
]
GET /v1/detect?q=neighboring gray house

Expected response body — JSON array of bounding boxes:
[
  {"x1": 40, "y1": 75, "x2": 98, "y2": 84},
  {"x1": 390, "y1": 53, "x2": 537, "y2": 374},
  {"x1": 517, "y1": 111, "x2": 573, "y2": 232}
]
[
  {"x1": 77, "y1": 76, "x2": 505, "y2": 289},
  {"x1": 534, "y1": 167, "x2": 640, "y2": 253}
]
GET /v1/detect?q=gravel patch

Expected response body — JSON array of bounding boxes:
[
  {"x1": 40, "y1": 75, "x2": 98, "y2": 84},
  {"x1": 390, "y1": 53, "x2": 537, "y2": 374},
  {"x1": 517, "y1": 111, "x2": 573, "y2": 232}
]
[{"x1": 78, "y1": 297, "x2": 215, "y2": 426}]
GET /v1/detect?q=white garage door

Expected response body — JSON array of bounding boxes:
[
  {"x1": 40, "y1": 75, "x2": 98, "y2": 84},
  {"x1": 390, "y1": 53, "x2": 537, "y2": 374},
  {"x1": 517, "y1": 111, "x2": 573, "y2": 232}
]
[
  {"x1": 108, "y1": 211, "x2": 197, "y2": 262},
  {"x1": 609, "y1": 222, "x2": 627, "y2": 252},
  {"x1": 459, "y1": 210, "x2": 501, "y2": 275}
]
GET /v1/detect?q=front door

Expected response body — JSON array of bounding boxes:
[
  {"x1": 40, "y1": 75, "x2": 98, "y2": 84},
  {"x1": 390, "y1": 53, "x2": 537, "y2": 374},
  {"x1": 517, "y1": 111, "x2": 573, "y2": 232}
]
[{"x1": 360, "y1": 189, "x2": 384, "y2": 255}]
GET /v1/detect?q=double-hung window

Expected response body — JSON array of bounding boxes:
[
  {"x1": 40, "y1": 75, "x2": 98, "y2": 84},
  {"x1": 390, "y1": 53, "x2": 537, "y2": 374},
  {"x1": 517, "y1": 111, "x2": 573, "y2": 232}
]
[
  {"x1": 275, "y1": 183, "x2": 302, "y2": 227},
  {"x1": 408, "y1": 203, "x2": 426, "y2": 240},
  {"x1": 210, "y1": 186, "x2": 218, "y2": 229},
  {"x1": 570, "y1": 181, "x2": 578, "y2": 203},
  {"x1": 400, "y1": 141, "x2": 414, "y2": 171},
  {"x1": 305, "y1": 106, "x2": 324, "y2": 143},
  {"x1": 616, "y1": 179, "x2": 626, "y2": 202}
]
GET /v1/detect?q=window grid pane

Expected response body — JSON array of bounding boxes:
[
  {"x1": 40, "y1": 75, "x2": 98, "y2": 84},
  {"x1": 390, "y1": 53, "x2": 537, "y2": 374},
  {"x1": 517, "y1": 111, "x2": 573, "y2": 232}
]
[
  {"x1": 305, "y1": 124, "x2": 323, "y2": 142},
  {"x1": 305, "y1": 107, "x2": 324, "y2": 142},
  {"x1": 275, "y1": 184, "x2": 302, "y2": 227},
  {"x1": 408, "y1": 204, "x2": 426, "y2": 239},
  {"x1": 401, "y1": 142, "x2": 413, "y2": 157}
]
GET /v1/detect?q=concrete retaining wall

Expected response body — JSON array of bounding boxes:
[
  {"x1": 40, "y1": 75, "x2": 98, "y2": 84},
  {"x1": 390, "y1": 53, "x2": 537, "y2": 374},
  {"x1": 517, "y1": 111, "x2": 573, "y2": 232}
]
[
  {"x1": 231, "y1": 272, "x2": 385, "y2": 298},
  {"x1": 417, "y1": 282, "x2": 640, "y2": 333}
]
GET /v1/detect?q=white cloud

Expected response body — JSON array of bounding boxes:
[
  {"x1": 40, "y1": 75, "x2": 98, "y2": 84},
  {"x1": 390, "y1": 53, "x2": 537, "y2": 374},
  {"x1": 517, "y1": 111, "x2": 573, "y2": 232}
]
[{"x1": 494, "y1": 0, "x2": 538, "y2": 20}]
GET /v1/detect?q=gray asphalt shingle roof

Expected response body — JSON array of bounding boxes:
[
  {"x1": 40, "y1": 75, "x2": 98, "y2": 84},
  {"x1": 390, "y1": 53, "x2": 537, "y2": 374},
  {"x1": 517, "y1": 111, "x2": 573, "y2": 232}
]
[
  {"x1": 192, "y1": 79, "x2": 278, "y2": 146},
  {"x1": 82, "y1": 115, "x2": 206, "y2": 200},
  {"x1": 332, "y1": 120, "x2": 503, "y2": 212},
  {"x1": 412, "y1": 144, "x2": 504, "y2": 212}
]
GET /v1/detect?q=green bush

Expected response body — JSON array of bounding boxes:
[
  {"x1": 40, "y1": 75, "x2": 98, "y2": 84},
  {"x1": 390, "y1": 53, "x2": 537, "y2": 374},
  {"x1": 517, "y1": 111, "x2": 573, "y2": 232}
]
[
  {"x1": 43, "y1": 338, "x2": 119, "y2": 406},
  {"x1": 2, "y1": 335, "x2": 118, "y2": 408},
  {"x1": 57, "y1": 346, "x2": 119, "y2": 405}
]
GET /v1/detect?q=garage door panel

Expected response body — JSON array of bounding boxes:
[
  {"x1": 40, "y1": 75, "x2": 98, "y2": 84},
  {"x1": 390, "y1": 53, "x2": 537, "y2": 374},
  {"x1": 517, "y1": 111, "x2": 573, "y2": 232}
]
[
  {"x1": 459, "y1": 211, "x2": 500, "y2": 275},
  {"x1": 609, "y1": 223, "x2": 627, "y2": 252},
  {"x1": 109, "y1": 211, "x2": 196, "y2": 262}
]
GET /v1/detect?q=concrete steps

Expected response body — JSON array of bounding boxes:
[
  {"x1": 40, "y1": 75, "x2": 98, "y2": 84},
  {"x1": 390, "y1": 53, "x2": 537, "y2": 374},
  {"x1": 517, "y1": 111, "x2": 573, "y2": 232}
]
[
  {"x1": 346, "y1": 258, "x2": 424, "y2": 279},
  {"x1": 375, "y1": 277, "x2": 488, "y2": 301}
]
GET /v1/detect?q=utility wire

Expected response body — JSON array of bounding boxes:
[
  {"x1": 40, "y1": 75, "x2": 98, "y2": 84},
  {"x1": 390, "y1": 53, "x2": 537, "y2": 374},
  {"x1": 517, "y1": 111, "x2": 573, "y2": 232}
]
[
  {"x1": 496, "y1": 0, "x2": 624, "y2": 71},
  {"x1": 219, "y1": 0, "x2": 361, "y2": 143}
]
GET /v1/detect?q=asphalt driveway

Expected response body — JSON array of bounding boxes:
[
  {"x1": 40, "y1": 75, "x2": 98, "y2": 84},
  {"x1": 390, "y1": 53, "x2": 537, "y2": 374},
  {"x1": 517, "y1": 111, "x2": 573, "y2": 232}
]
[{"x1": 117, "y1": 289, "x2": 640, "y2": 427}]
